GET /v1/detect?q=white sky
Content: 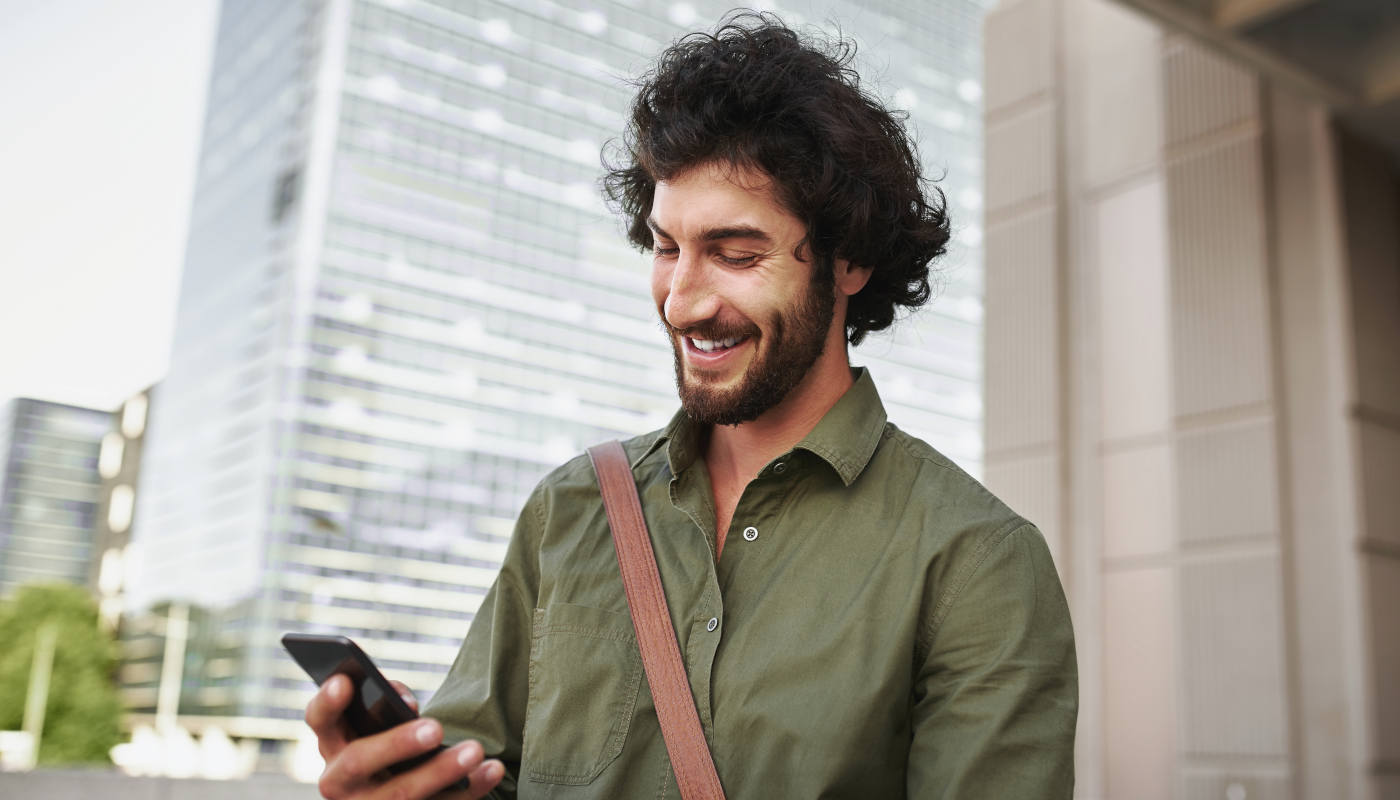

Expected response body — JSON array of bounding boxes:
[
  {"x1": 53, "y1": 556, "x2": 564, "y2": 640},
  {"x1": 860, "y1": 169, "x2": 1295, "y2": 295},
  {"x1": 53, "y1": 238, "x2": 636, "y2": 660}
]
[{"x1": 0, "y1": 0, "x2": 218, "y2": 411}]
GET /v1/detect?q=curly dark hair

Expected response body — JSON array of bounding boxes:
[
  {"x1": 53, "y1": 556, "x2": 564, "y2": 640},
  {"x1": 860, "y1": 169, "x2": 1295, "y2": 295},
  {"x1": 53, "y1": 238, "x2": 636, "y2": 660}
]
[{"x1": 602, "y1": 11, "x2": 950, "y2": 346}]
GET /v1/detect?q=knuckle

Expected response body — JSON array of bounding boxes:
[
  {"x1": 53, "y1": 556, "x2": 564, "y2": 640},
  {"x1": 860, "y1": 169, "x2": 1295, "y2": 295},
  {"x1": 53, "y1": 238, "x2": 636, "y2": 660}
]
[
  {"x1": 335, "y1": 748, "x2": 364, "y2": 780},
  {"x1": 306, "y1": 692, "x2": 337, "y2": 731}
]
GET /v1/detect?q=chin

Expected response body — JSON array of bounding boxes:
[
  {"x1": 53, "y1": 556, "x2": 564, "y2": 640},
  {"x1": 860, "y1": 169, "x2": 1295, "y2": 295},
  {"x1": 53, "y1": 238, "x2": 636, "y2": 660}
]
[{"x1": 677, "y1": 380, "x2": 779, "y2": 426}]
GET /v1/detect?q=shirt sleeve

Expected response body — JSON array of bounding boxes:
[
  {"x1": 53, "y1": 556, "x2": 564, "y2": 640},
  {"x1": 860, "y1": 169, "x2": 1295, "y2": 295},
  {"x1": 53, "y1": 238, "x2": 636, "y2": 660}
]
[
  {"x1": 907, "y1": 522, "x2": 1078, "y2": 799},
  {"x1": 420, "y1": 487, "x2": 546, "y2": 800}
]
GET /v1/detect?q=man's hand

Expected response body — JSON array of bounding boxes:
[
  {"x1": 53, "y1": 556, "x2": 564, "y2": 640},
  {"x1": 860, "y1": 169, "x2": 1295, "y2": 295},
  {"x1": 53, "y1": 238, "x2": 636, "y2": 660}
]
[{"x1": 305, "y1": 674, "x2": 507, "y2": 799}]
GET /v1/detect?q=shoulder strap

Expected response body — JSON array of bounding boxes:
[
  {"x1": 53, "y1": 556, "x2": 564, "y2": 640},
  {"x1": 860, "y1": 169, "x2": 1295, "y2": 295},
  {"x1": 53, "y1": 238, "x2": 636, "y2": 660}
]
[{"x1": 587, "y1": 440, "x2": 726, "y2": 800}]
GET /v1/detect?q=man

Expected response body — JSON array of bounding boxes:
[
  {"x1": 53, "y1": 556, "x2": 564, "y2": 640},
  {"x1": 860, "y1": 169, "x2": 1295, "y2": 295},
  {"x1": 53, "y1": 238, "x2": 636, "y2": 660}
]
[{"x1": 306, "y1": 13, "x2": 1077, "y2": 799}]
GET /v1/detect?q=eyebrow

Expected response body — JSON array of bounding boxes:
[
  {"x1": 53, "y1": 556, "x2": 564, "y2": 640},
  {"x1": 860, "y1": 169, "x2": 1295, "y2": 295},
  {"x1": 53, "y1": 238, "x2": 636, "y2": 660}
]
[{"x1": 646, "y1": 216, "x2": 774, "y2": 244}]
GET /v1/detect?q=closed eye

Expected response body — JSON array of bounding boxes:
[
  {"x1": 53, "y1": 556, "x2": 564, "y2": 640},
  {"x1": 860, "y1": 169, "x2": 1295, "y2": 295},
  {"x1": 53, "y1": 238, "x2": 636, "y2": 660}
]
[{"x1": 718, "y1": 253, "x2": 758, "y2": 266}]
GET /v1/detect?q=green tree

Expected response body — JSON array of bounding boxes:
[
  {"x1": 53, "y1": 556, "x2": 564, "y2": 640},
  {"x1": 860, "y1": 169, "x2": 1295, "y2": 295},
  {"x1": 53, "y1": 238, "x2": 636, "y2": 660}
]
[{"x1": 0, "y1": 583, "x2": 123, "y2": 764}]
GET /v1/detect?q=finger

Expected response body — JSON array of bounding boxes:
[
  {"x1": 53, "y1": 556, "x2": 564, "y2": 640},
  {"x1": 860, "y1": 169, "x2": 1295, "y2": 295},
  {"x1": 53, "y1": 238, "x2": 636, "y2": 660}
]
[
  {"x1": 319, "y1": 717, "x2": 445, "y2": 798},
  {"x1": 463, "y1": 757, "x2": 507, "y2": 799},
  {"x1": 389, "y1": 679, "x2": 418, "y2": 712},
  {"x1": 365, "y1": 740, "x2": 503, "y2": 800},
  {"x1": 306, "y1": 674, "x2": 353, "y2": 757}
]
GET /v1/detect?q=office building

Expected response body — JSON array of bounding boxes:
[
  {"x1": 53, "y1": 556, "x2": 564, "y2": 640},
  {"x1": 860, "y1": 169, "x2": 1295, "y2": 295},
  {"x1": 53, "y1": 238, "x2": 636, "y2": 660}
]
[
  {"x1": 0, "y1": 398, "x2": 110, "y2": 598},
  {"x1": 126, "y1": 0, "x2": 993, "y2": 751}
]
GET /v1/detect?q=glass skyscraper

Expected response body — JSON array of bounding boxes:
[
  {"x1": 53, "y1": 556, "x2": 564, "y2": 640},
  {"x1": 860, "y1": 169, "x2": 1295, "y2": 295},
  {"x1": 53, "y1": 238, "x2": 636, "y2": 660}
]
[
  {"x1": 0, "y1": 398, "x2": 111, "y2": 598},
  {"x1": 126, "y1": 0, "x2": 989, "y2": 747}
]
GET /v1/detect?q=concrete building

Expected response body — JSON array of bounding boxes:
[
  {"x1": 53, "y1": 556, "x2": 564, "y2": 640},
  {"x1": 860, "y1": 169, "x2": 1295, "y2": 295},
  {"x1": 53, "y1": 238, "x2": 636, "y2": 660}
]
[
  {"x1": 90, "y1": 387, "x2": 155, "y2": 631},
  {"x1": 982, "y1": 0, "x2": 1400, "y2": 797},
  {"x1": 0, "y1": 398, "x2": 110, "y2": 598},
  {"x1": 125, "y1": 0, "x2": 994, "y2": 756}
]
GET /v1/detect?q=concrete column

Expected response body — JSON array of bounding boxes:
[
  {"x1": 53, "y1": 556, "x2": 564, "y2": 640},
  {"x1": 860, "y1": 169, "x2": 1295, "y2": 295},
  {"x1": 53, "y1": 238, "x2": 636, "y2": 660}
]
[{"x1": 983, "y1": 0, "x2": 1400, "y2": 797}]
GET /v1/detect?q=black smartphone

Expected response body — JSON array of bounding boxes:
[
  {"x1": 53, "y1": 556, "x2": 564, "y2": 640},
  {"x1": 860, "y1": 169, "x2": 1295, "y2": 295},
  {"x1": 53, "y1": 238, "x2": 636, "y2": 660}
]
[{"x1": 281, "y1": 632, "x2": 469, "y2": 791}]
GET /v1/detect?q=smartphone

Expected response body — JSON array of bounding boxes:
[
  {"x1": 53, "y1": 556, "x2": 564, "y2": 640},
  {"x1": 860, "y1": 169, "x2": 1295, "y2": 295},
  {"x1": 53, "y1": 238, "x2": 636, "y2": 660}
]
[{"x1": 282, "y1": 632, "x2": 469, "y2": 791}]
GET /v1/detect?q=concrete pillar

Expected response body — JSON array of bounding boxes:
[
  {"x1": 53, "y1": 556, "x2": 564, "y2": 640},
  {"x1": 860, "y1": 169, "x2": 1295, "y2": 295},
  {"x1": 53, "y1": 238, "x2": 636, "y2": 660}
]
[{"x1": 983, "y1": 0, "x2": 1400, "y2": 797}]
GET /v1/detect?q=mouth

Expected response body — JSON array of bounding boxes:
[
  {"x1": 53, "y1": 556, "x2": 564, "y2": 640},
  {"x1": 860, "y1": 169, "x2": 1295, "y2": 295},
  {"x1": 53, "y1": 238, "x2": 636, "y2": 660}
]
[
  {"x1": 687, "y1": 335, "x2": 746, "y2": 353},
  {"x1": 680, "y1": 332, "x2": 754, "y2": 369}
]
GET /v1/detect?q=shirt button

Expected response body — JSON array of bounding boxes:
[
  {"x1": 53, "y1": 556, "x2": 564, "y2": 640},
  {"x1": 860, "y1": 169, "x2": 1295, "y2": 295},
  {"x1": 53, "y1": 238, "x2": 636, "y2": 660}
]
[
  {"x1": 742, "y1": 526, "x2": 758, "y2": 542},
  {"x1": 706, "y1": 617, "x2": 718, "y2": 632},
  {"x1": 773, "y1": 462, "x2": 787, "y2": 474}
]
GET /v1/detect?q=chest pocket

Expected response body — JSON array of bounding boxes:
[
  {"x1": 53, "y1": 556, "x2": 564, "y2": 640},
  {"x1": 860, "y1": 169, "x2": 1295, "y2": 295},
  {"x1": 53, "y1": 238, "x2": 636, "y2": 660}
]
[{"x1": 524, "y1": 603, "x2": 643, "y2": 785}]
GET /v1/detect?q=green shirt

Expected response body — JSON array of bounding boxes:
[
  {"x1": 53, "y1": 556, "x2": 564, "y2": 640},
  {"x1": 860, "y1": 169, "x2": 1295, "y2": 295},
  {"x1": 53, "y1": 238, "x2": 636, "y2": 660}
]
[{"x1": 425, "y1": 368, "x2": 1077, "y2": 798}]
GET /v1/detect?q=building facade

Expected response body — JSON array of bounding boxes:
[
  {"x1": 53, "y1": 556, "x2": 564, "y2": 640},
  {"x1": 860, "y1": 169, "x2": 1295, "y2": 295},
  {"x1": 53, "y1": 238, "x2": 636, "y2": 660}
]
[
  {"x1": 982, "y1": 0, "x2": 1400, "y2": 797},
  {"x1": 90, "y1": 388, "x2": 154, "y2": 631},
  {"x1": 127, "y1": 0, "x2": 994, "y2": 752},
  {"x1": 0, "y1": 398, "x2": 110, "y2": 598}
]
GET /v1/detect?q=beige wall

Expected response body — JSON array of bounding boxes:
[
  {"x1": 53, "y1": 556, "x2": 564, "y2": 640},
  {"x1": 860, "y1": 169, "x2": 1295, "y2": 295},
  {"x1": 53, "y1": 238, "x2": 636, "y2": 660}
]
[{"x1": 983, "y1": 0, "x2": 1400, "y2": 797}]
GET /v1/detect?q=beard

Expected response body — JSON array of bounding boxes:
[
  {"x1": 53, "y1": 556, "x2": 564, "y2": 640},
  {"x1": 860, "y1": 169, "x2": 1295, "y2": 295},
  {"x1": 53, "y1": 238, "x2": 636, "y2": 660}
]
[{"x1": 667, "y1": 277, "x2": 836, "y2": 427}]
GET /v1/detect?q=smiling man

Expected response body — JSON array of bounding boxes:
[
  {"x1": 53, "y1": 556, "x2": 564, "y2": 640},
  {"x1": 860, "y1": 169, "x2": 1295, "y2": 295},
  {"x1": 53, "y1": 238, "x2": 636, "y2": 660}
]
[{"x1": 305, "y1": 13, "x2": 1077, "y2": 800}]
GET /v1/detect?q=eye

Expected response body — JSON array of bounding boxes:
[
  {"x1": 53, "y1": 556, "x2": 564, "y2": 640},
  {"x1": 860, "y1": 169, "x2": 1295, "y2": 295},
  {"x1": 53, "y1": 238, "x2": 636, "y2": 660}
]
[
  {"x1": 717, "y1": 252, "x2": 757, "y2": 267},
  {"x1": 653, "y1": 245, "x2": 679, "y2": 259}
]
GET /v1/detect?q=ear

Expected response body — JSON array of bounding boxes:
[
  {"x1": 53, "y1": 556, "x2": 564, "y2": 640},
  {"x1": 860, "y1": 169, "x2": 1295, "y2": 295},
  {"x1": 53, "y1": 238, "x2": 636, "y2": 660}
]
[{"x1": 833, "y1": 258, "x2": 873, "y2": 297}]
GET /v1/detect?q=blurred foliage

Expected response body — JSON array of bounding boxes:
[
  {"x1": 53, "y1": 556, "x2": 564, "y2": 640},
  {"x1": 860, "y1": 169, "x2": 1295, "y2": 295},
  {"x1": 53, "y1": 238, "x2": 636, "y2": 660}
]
[{"x1": 0, "y1": 583, "x2": 123, "y2": 764}]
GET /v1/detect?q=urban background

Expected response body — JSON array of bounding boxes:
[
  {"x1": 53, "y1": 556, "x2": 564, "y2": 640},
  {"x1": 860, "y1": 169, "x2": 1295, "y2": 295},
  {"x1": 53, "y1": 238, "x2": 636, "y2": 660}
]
[{"x1": 0, "y1": 0, "x2": 1395, "y2": 798}]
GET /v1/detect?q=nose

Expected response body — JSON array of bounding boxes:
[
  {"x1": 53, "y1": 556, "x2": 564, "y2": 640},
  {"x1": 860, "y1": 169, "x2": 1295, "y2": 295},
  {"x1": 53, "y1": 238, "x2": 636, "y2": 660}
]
[{"x1": 657, "y1": 250, "x2": 721, "y2": 332}]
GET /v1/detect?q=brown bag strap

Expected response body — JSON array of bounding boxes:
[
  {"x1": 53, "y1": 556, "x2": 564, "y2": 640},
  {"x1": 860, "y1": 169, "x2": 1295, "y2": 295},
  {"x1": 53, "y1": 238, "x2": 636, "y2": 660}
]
[{"x1": 588, "y1": 440, "x2": 726, "y2": 800}]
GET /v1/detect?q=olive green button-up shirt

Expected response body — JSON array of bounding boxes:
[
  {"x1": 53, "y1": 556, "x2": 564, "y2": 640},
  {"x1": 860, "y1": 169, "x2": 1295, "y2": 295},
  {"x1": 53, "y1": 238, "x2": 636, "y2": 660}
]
[{"x1": 425, "y1": 368, "x2": 1077, "y2": 798}]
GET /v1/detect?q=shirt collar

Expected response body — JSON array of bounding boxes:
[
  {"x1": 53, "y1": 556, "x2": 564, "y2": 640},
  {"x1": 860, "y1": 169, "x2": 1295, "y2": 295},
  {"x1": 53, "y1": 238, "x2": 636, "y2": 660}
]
[
  {"x1": 792, "y1": 366, "x2": 887, "y2": 485},
  {"x1": 642, "y1": 366, "x2": 888, "y2": 487}
]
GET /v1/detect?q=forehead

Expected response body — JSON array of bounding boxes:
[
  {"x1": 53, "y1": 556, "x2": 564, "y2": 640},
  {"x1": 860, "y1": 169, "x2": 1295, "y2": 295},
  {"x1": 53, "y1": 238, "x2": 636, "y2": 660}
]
[{"x1": 650, "y1": 162, "x2": 802, "y2": 239}]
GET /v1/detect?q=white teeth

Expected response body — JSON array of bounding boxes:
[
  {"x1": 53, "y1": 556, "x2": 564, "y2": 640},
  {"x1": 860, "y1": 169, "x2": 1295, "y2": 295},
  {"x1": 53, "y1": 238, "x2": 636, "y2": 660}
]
[{"x1": 690, "y1": 336, "x2": 742, "y2": 353}]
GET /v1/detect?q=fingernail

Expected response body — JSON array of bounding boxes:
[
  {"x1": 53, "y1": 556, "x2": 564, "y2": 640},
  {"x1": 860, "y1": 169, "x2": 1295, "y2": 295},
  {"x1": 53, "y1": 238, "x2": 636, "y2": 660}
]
[
  {"x1": 400, "y1": 692, "x2": 416, "y2": 706},
  {"x1": 456, "y1": 741, "x2": 481, "y2": 767},
  {"x1": 415, "y1": 721, "x2": 437, "y2": 746}
]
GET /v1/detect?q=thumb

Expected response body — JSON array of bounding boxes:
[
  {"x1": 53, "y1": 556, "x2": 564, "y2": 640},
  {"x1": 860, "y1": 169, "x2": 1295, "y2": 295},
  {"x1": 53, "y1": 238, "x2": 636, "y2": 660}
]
[{"x1": 389, "y1": 679, "x2": 418, "y2": 711}]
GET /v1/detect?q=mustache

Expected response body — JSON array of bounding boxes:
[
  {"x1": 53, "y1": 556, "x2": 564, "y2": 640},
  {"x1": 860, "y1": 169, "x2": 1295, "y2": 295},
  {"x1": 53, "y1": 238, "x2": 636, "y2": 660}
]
[{"x1": 662, "y1": 319, "x2": 760, "y2": 342}]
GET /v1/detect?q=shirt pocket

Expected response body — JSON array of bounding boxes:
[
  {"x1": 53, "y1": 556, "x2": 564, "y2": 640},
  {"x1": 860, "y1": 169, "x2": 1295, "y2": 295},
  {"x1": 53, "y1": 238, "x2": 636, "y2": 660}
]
[{"x1": 524, "y1": 603, "x2": 643, "y2": 785}]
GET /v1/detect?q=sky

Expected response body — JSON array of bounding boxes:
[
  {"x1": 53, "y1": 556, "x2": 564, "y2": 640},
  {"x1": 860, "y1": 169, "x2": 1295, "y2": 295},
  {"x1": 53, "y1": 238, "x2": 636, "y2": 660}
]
[{"x1": 0, "y1": 0, "x2": 218, "y2": 411}]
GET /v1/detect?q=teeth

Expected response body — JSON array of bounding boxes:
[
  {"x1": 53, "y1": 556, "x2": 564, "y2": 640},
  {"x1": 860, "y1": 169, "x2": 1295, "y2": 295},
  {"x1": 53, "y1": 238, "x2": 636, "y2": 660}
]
[{"x1": 691, "y1": 336, "x2": 742, "y2": 353}]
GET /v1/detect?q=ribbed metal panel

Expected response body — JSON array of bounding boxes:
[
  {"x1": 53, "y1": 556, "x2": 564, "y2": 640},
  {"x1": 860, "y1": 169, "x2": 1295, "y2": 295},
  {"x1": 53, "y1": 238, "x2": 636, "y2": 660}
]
[
  {"x1": 1166, "y1": 136, "x2": 1273, "y2": 418},
  {"x1": 985, "y1": 208, "x2": 1058, "y2": 453},
  {"x1": 983, "y1": 0, "x2": 1053, "y2": 114},
  {"x1": 1180, "y1": 554, "x2": 1290, "y2": 757},
  {"x1": 986, "y1": 105, "x2": 1058, "y2": 214},
  {"x1": 1176, "y1": 420, "x2": 1279, "y2": 544},
  {"x1": 1163, "y1": 40, "x2": 1259, "y2": 147}
]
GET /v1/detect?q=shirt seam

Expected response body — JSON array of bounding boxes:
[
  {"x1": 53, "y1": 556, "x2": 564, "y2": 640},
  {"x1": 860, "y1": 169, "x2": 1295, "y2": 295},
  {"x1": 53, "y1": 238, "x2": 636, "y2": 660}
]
[
  {"x1": 886, "y1": 425, "x2": 959, "y2": 474},
  {"x1": 922, "y1": 519, "x2": 1032, "y2": 654},
  {"x1": 527, "y1": 482, "x2": 548, "y2": 560}
]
